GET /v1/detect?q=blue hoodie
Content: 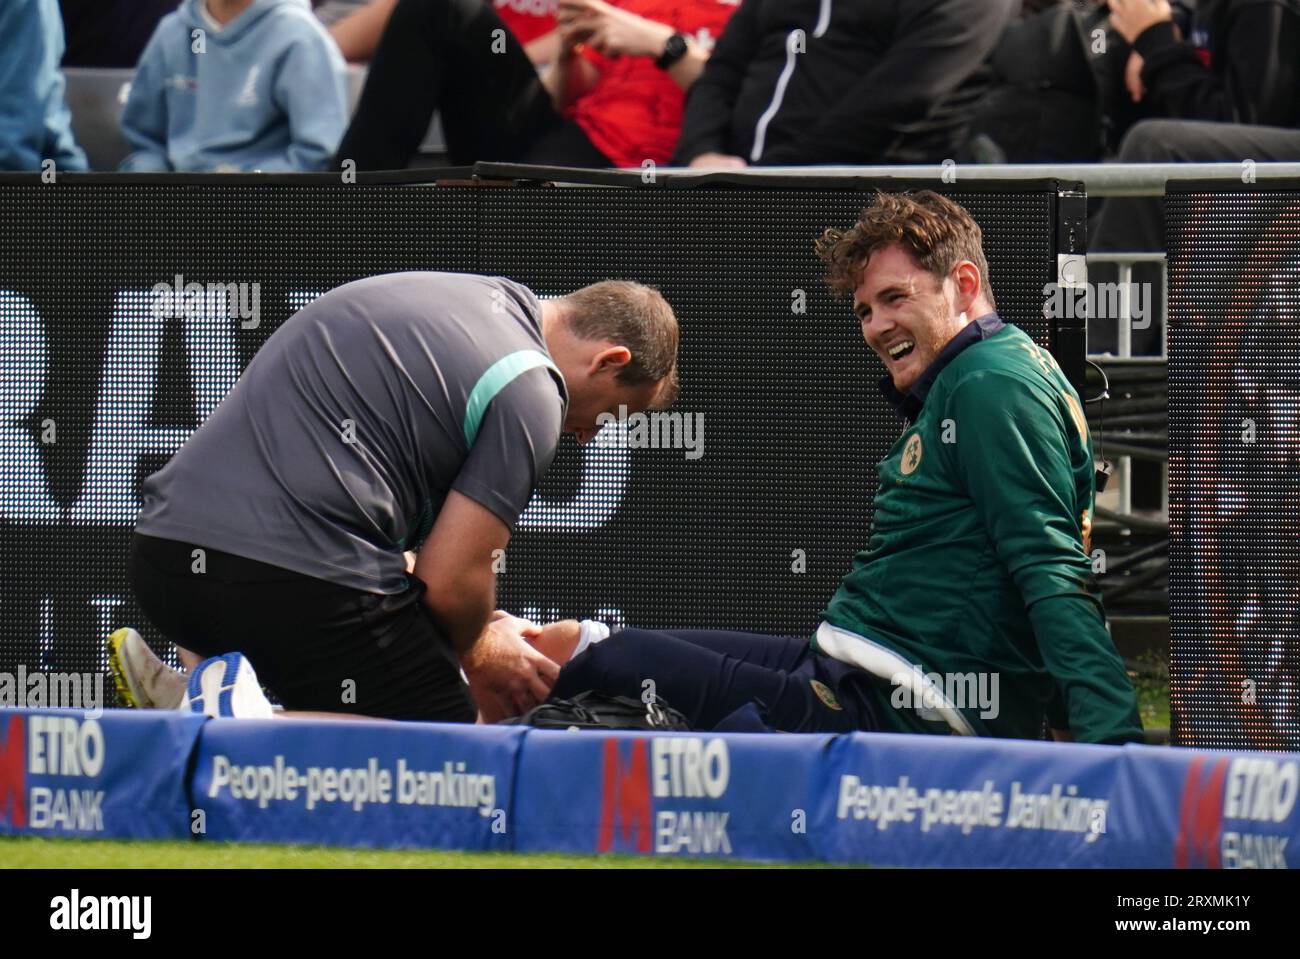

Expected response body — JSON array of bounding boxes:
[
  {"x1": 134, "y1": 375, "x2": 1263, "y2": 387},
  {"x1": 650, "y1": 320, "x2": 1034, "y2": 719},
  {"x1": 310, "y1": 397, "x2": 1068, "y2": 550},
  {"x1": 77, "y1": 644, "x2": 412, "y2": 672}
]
[
  {"x1": 120, "y1": 0, "x2": 347, "y2": 172},
  {"x1": 0, "y1": 0, "x2": 89, "y2": 171}
]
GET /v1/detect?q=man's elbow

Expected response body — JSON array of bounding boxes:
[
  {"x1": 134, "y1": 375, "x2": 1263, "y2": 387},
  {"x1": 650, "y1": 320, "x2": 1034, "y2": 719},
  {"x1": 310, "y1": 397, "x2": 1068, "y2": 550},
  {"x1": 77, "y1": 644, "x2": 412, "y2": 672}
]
[
  {"x1": 422, "y1": 573, "x2": 493, "y2": 639},
  {"x1": 424, "y1": 575, "x2": 490, "y2": 618}
]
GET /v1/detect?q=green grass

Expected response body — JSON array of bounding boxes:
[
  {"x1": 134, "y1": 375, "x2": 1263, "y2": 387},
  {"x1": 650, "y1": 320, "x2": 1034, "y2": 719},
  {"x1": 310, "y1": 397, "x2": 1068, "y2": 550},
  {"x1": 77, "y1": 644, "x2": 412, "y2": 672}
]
[
  {"x1": 1131, "y1": 650, "x2": 1171, "y2": 732},
  {"x1": 0, "y1": 836, "x2": 798, "y2": 869}
]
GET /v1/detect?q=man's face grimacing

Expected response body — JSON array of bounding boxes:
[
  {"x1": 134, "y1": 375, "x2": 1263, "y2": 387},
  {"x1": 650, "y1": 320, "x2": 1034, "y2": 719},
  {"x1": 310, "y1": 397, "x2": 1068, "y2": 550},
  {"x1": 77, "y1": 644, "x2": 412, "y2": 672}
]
[{"x1": 853, "y1": 244, "x2": 986, "y2": 394}]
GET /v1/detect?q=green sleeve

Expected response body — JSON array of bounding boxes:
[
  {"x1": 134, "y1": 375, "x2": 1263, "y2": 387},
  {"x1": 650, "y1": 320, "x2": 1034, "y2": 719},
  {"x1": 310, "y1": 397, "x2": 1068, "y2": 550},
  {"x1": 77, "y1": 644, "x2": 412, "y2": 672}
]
[{"x1": 946, "y1": 371, "x2": 1144, "y2": 745}]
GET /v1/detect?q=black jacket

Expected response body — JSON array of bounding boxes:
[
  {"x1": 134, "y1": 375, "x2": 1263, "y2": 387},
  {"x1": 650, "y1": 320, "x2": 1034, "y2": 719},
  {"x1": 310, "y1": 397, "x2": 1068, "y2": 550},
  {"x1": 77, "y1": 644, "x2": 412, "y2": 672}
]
[
  {"x1": 672, "y1": 0, "x2": 1016, "y2": 166},
  {"x1": 1135, "y1": 0, "x2": 1300, "y2": 127}
]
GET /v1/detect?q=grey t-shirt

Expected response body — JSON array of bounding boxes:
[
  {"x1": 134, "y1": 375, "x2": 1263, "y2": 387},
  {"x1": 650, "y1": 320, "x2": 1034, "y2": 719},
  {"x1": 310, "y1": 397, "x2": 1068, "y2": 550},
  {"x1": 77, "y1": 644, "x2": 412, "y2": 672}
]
[{"x1": 136, "y1": 272, "x2": 567, "y2": 592}]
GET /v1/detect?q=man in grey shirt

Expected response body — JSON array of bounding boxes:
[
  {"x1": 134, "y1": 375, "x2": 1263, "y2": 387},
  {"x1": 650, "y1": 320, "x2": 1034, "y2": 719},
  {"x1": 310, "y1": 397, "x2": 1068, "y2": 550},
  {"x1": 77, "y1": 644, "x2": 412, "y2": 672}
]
[{"x1": 120, "y1": 272, "x2": 678, "y2": 723}]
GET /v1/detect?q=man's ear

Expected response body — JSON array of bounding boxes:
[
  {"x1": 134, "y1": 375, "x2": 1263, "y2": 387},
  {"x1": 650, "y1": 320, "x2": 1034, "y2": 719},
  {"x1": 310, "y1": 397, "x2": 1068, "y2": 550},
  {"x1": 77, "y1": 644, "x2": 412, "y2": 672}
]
[
  {"x1": 951, "y1": 261, "x2": 981, "y2": 318},
  {"x1": 590, "y1": 345, "x2": 632, "y2": 376}
]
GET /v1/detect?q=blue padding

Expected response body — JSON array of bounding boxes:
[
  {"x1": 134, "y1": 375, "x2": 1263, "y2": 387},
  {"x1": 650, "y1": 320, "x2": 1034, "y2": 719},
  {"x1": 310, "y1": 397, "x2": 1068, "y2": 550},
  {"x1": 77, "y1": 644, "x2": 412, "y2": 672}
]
[
  {"x1": 0, "y1": 708, "x2": 205, "y2": 840},
  {"x1": 192, "y1": 718, "x2": 524, "y2": 850},
  {"x1": 818, "y1": 734, "x2": 1300, "y2": 868},
  {"x1": 7, "y1": 708, "x2": 1298, "y2": 867},
  {"x1": 1114, "y1": 744, "x2": 1298, "y2": 870},
  {"x1": 818, "y1": 733, "x2": 1128, "y2": 867},
  {"x1": 512, "y1": 729, "x2": 832, "y2": 861}
]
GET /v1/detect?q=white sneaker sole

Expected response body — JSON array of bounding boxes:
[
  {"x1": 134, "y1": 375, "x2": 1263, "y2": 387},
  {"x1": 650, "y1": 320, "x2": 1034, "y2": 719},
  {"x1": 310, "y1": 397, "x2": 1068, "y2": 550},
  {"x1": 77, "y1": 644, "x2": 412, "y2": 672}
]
[{"x1": 181, "y1": 653, "x2": 274, "y2": 719}]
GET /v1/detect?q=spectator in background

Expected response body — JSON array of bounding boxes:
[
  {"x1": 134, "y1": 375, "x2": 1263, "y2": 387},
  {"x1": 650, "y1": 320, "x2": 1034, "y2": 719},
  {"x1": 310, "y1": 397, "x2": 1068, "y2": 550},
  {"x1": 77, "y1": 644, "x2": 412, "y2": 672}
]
[
  {"x1": 1093, "y1": 0, "x2": 1300, "y2": 250},
  {"x1": 1113, "y1": 0, "x2": 1299, "y2": 127},
  {"x1": 967, "y1": 1, "x2": 1111, "y2": 164},
  {"x1": 326, "y1": 0, "x2": 560, "y2": 64},
  {"x1": 58, "y1": 0, "x2": 177, "y2": 68},
  {"x1": 0, "y1": 0, "x2": 88, "y2": 171},
  {"x1": 120, "y1": 0, "x2": 348, "y2": 172},
  {"x1": 337, "y1": 0, "x2": 735, "y2": 170},
  {"x1": 493, "y1": 0, "x2": 561, "y2": 63},
  {"x1": 673, "y1": 0, "x2": 1015, "y2": 168}
]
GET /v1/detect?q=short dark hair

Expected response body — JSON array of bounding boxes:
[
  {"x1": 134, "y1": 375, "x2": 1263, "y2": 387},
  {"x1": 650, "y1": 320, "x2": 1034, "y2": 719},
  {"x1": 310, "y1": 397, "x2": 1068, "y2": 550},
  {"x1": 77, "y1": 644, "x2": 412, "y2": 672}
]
[
  {"x1": 814, "y1": 190, "x2": 997, "y2": 311},
  {"x1": 557, "y1": 280, "x2": 680, "y2": 407}
]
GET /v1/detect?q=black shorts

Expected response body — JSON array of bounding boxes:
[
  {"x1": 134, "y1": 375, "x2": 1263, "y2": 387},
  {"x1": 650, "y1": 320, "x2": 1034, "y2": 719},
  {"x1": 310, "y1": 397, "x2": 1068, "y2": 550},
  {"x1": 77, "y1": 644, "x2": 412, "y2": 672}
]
[{"x1": 128, "y1": 533, "x2": 476, "y2": 722}]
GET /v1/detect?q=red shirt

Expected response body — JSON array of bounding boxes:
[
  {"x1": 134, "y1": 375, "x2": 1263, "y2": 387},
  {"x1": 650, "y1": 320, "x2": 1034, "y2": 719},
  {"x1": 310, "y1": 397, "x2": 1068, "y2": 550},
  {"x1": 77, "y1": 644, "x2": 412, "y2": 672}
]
[
  {"x1": 565, "y1": 1, "x2": 738, "y2": 167},
  {"x1": 494, "y1": 0, "x2": 558, "y2": 45}
]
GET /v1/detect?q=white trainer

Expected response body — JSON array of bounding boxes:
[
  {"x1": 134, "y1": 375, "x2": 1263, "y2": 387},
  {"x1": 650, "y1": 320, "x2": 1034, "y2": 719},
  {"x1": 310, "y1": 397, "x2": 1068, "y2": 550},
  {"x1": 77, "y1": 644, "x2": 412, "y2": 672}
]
[{"x1": 180, "y1": 653, "x2": 275, "y2": 719}]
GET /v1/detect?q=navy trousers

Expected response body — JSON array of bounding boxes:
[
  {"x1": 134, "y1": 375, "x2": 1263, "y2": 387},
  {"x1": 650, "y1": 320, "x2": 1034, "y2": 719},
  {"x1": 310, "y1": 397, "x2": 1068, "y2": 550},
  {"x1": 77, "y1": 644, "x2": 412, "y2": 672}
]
[{"x1": 551, "y1": 628, "x2": 881, "y2": 733}]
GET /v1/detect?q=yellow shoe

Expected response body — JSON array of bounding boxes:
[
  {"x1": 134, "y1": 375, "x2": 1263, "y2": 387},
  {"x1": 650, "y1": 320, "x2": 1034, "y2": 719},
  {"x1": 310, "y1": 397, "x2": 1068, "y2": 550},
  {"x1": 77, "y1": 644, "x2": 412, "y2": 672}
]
[{"x1": 106, "y1": 628, "x2": 185, "y2": 709}]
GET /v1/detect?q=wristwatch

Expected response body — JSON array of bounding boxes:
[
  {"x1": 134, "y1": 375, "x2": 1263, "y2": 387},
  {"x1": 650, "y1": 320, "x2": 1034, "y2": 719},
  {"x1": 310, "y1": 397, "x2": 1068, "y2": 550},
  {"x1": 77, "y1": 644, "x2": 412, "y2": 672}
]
[{"x1": 655, "y1": 32, "x2": 689, "y2": 70}]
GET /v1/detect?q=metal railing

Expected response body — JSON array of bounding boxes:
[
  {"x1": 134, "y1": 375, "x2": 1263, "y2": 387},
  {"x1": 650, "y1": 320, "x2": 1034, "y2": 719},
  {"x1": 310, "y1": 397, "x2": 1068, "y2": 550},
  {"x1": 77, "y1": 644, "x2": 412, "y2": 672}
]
[{"x1": 652, "y1": 162, "x2": 1300, "y2": 195}]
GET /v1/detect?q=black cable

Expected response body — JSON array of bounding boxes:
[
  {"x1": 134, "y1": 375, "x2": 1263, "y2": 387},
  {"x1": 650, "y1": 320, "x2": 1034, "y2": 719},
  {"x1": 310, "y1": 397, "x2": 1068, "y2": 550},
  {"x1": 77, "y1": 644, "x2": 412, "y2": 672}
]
[
  {"x1": 1084, "y1": 358, "x2": 1110, "y2": 405},
  {"x1": 1086, "y1": 358, "x2": 1112, "y2": 492}
]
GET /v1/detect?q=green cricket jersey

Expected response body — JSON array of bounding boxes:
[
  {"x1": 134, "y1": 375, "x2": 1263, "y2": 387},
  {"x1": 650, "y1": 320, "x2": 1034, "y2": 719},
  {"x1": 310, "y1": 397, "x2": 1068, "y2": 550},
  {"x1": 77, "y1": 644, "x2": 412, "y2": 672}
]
[{"x1": 816, "y1": 315, "x2": 1144, "y2": 745}]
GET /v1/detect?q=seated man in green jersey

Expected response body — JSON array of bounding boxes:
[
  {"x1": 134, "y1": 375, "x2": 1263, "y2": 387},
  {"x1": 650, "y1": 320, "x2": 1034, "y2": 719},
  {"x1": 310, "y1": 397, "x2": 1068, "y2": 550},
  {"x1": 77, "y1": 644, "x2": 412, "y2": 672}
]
[{"x1": 528, "y1": 189, "x2": 1144, "y2": 744}]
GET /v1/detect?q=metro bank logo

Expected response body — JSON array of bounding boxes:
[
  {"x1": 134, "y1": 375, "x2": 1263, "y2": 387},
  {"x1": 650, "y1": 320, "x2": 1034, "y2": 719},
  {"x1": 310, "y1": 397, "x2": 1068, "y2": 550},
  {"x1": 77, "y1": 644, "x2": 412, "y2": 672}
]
[
  {"x1": 1175, "y1": 755, "x2": 1227, "y2": 869},
  {"x1": 0, "y1": 713, "x2": 108, "y2": 833},
  {"x1": 598, "y1": 739, "x2": 651, "y2": 853},
  {"x1": 1175, "y1": 754, "x2": 1296, "y2": 868},
  {"x1": 597, "y1": 737, "x2": 732, "y2": 856},
  {"x1": 1, "y1": 714, "x2": 26, "y2": 827}
]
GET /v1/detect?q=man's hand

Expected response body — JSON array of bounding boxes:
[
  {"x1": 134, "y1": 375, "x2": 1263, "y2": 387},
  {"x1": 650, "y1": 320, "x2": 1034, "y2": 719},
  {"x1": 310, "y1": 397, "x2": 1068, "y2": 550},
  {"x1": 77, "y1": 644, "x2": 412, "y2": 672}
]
[
  {"x1": 1050, "y1": 728, "x2": 1075, "y2": 743},
  {"x1": 489, "y1": 608, "x2": 543, "y2": 640},
  {"x1": 462, "y1": 615, "x2": 560, "y2": 723},
  {"x1": 557, "y1": 0, "x2": 674, "y2": 59},
  {"x1": 688, "y1": 152, "x2": 748, "y2": 169},
  {"x1": 1125, "y1": 50, "x2": 1146, "y2": 103},
  {"x1": 1107, "y1": 0, "x2": 1174, "y2": 45}
]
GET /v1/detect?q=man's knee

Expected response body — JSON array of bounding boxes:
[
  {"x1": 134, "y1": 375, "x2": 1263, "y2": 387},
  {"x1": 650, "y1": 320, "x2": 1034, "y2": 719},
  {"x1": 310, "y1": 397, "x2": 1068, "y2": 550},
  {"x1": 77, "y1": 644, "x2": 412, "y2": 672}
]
[{"x1": 1116, "y1": 120, "x2": 1185, "y2": 163}]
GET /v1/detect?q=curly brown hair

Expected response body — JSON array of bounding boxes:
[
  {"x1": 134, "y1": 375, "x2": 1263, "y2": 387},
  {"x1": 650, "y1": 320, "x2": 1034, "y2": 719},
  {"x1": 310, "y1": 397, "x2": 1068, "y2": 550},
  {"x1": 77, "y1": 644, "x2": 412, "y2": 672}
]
[{"x1": 814, "y1": 190, "x2": 996, "y2": 311}]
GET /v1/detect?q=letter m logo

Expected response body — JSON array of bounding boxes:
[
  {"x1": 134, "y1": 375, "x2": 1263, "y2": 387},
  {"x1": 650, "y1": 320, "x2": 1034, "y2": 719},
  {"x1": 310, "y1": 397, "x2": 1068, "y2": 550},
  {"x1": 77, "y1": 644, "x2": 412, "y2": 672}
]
[
  {"x1": 597, "y1": 738, "x2": 651, "y2": 853},
  {"x1": 1174, "y1": 756, "x2": 1228, "y2": 868},
  {"x1": 0, "y1": 714, "x2": 25, "y2": 829}
]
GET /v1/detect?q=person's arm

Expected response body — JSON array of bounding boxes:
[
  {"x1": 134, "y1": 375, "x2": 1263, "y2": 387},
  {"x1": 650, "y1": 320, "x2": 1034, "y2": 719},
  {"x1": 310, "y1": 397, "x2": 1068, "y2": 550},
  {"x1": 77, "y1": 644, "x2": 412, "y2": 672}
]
[
  {"x1": 541, "y1": 40, "x2": 601, "y2": 110},
  {"x1": 1129, "y1": 4, "x2": 1300, "y2": 125},
  {"x1": 557, "y1": 0, "x2": 707, "y2": 91},
  {"x1": 266, "y1": 30, "x2": 350, "y2": 171},
  {"x1": 948, "y1": 369, "x2": 1144, "y2": 745},
  {"x1": 117, "y1": 28, "x2": 172, "y2": 172},
  {"x1": 756, "y1": 0, "x2": 1015, "y2": 165},
  {"x1": 546, "y1": 5, "x2": 598, "y2": 110},
  {"x1": 524, "y1": 29, "x2": 561, "y2": 66},
  {"x1": 671, "y1": 0, "x2": 762, "y2": 165},
  {"x1": 671, "y1": 41, "x2": 710, "y2": 91},
  {"x1": 415, "y1": 498, "x2": 558, "y2": 723},
  {"x1": 0, "y1": 0, "x2": 83, "y2": 171},
  {"x1": 415, "y1": 491, "x2": 510, "y2": 656},
  {"x1": 432, "y1": 365, "x2": 566, "y2": 719},
  {"x1": 328, "y1": 0, "x2": 398, "y2": 63}
]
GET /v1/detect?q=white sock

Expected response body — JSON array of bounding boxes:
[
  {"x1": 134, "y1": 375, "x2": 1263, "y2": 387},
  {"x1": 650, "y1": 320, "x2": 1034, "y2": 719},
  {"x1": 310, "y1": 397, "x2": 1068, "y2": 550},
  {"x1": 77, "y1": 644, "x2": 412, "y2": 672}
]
[{"x1": 572, "y1": 619, "x2": 612, "y2": 659}]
